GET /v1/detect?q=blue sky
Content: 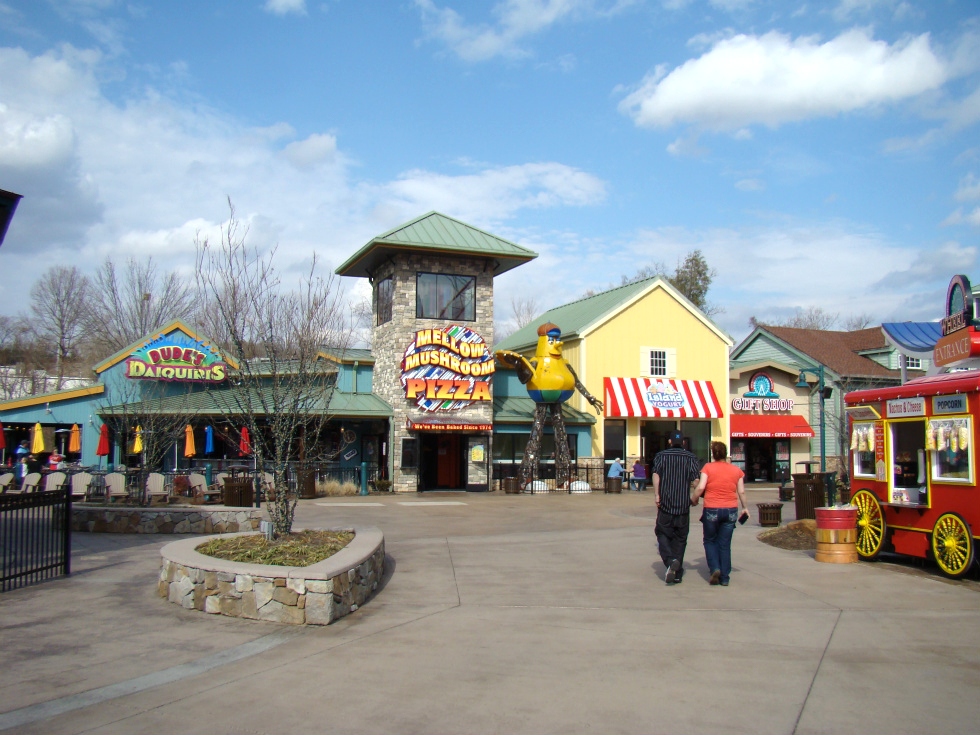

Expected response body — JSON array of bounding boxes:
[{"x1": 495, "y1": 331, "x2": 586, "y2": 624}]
[{"x1": 1, "y1": 0, "x2": 978, "y2": 343}]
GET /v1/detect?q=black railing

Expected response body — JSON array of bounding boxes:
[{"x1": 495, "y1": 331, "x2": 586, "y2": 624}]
[
  {"x1": 1, "y1": 489, "x2": 71, "y2": 592},
  {"x1": 493, "y1": 461, "x2": 607, "y2": 493}
]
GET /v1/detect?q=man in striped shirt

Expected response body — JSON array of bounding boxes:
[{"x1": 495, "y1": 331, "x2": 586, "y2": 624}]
[{"x1": 652, "y1": 430, "x2": 703, "y2": 585}]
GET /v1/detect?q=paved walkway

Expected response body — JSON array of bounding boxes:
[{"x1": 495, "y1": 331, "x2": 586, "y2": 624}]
[{"x1": 1, "y1": 488, "x2": 978, "y2": 734}]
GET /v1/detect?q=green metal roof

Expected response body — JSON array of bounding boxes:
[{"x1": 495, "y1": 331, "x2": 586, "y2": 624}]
[
  {"x1": 321, "y1": 347, "x2": 375, "y2": 364},
  {"x1": 492, "y1": 394, "x2": 596, "y2": 425},
  {"x1": 494, "y1": 277, "x2": 662, "y2": 352},
  {"x1": 99, "y1": 386, "x2": 392, "y2": 419},
  {"x1": 335, "y1": 211, "x2": 537, "y2": 278}
]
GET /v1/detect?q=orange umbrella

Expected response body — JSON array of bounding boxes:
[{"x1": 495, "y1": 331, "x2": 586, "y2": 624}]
[
  {"x1": 68, "y1": 424, "x2": 81, "y2": 453},
  {"x1": 184, "y1": 425, "x2": 196, "y2": 457}
]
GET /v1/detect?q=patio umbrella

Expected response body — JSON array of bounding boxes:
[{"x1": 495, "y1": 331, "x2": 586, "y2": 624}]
[
  {"x1": 69, "y1": 424, "x2": 81, "y2": 453},
  {"x1": 0, "y1": 420, "x2": 5, "y2": 465},
  {"x1": 132, "y1": 426, "x2": 143, "y2": 455},
  {"x1": 238, "y1": 426, "x2": 251, "y2": 456},
  {"x1": 184, "y1": 425, "x2": 196, "y2": 457},
  {"x1": 96, "y1": 424, "x2": 110, "y2": 457},
  {"x1": 31, "y1": 422, "x2": 45, "y2": 453},
  {"x1": 204, "y1": 425, "x2": 214, "y2": 454}
]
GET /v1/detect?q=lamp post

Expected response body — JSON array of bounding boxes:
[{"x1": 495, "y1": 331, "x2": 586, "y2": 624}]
[{"x1": 796, "y1": 365, "x2": 832, "y2": 472}]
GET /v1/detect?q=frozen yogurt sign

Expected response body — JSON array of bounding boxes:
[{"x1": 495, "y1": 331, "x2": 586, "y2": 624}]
[
  {"x1": 126, "y1": 335, "x2": 228, "y2": 382},
  {"x1": 645, "y1": 382, "x2": 686, "y2": 410},
  {"x1": 401, "y1": 325, "x2": 494, "y2": 412}
]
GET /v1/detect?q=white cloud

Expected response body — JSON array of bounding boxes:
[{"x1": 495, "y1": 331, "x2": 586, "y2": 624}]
[
  {"x1": 735, "y1": 178, "x2": 764, "y2": 191},
  {"x1": 414, "y1": 0, "x2": 632, "y2": 62},
  {"x1": 379, "y1": 162, "x2": 607, "y2": 223},
  {"x1": 619, "y1": 29, "x2": 947, "y2": 131},
  {"x1": 281, "y1": 133, "x2": 338, "y2": 170},
  {"x1": 955, "y1": 173, "x2": 980, "y2": 202},
  {"x1": 264, "y1": 0, "x2": 306, "y2": 16},
  {"x1": 0, "y1": 44, "x2": 606, "y2": 313}
]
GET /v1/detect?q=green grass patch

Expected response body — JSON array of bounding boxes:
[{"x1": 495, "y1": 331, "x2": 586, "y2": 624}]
[{"x1": 197, "y1": 529, "x2": 354, "y2": 566}]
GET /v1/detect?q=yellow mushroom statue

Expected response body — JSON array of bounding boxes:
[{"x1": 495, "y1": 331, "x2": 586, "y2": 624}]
[{"x1": 495, "y1": 322, "x2": 603, "y2": 490}]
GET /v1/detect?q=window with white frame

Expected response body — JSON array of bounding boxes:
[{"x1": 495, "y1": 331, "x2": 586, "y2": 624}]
[
  {"x1": 851, "y1": 422, "x2": 877, "y2": 478},
  {"x1": 905, "y1": 357, "x2": 922, "y2": 370},
  {"x1": 641, "y1": 347, "x2": 675, "y2": 378}
]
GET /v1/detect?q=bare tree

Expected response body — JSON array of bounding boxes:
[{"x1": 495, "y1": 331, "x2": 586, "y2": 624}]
[
  {"x1": 511, "y1": 294, "x2": 540, "y2": 330},
  {"x1": 195, "y1": 201, "x2": 353, "y2": 537},
  {"x1": 86, "y1": 257, "x2": 197, "y2": 355},
  {"x1": 750, "y1": 307, "x2": 878, "y2": 332},
  {"x1": 29, "y1": 265, "x2": 90, "y2": 389}
]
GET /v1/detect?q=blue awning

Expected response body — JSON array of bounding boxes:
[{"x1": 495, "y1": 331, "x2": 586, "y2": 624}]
[{"x1": 882, "y1": 322, "x2": 943, "y2": 356}]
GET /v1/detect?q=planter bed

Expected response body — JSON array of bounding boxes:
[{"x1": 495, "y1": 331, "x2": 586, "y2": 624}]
[{"x1": 158, "y1": 526, "x2": 385, "y2": 625}]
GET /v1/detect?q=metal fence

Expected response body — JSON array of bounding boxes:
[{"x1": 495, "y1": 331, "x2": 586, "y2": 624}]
[
  {"x1": 1, "y1": 489, "x2": 71, "y2": 592},
  {"x1": 493, "y1": 460, "x2": 608, "y2": 493}
]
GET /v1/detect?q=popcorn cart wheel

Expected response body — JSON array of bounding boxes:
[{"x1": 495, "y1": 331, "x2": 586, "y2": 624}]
[
  {"x1": 851, "y1": 489, "x2": 886, "y2": 560},
  {"x1": 931, "y1": 512, "x2": 975, "y2": 579}
]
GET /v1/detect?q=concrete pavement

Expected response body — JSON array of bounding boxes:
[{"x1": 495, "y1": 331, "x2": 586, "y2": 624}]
[{"x1": 1, "y1": 487, "x2": 978, "y2": 734}]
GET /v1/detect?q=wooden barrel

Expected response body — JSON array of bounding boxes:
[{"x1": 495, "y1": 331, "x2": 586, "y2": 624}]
[
  {"x1": 814, "y1": 507, "x2": 858, "y2": 563},
  {"x1": 503, "y1": 478, "x2": 521, "y2": 494}
]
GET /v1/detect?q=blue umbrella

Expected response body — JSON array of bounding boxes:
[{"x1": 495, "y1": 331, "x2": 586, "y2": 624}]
[{"x1": 204, "y1": 426, "x2": 214, "y2": 454}]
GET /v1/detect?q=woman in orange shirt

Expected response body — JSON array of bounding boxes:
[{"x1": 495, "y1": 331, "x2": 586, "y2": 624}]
[{"x1": 691, "y1": 441, "x2": 749, "y2": 586}]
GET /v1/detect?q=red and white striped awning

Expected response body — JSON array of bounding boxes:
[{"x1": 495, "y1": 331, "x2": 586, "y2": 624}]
[{"x1": 603, "y1": 377, "x2": 724, "y2": 418}]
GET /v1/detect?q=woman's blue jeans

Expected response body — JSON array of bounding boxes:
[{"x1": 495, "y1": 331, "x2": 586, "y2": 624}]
[{"x1": 701, "y1": 507, "x2": 737, "y2": 583}]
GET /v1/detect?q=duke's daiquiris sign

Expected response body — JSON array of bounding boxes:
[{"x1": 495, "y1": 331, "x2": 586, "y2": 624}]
[
  {"x1": 401, "y1": 325, "x2": 494, "y2": 412},
  {"x1": 126, "y1": 336, "x2": 228, "y2": 382}
]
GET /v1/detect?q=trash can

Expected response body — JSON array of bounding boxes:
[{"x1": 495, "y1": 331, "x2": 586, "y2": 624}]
[
  {"x1": 814, "y1": 506, "x2": 857, "y2": 563},
  {"x1": 793, "y1": 473, "x2": 827, "y2": 521},
  {"x1": 503, "y1": 477, "x2": 521, "y2": 494},
  {"x1": 757, "y1": 502, "x2": 783, "y2": 527},
  {"x1": 222, "y1": 478, "x2": 253, "y2": 507},
  {"x1": 605, "y1": 477, "x2": 622, "y2": 494},
  {"x1": 297, "y1": 469, "x2": 316, "y2": 499}
]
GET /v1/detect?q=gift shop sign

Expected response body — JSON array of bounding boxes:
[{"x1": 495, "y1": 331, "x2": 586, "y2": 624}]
[
  {"x1": 886, "y1": 397, "x2": 925, "y2": 418},
  {"x1": 401, "y1": 325, "x2": 494, "y2": 412},
  {"x1": 126, "y1": 336, "x2": 227, "y2": 382}
]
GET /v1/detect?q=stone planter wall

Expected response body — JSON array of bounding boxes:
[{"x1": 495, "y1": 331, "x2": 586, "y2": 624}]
[
  {"x1": 73, "y1": 505, "x2": 263, "y2": 534},
  {"x1": 158, "y1": 527, "x2": 385, "y2": 625}
]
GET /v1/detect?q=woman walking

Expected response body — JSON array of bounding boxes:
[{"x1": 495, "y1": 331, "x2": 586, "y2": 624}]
[{"x1": 691, "y1": 441, "x2": 749, "y2": 586}]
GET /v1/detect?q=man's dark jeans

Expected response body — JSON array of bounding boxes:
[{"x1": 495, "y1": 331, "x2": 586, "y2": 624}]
[{"x1": 656, "y1": 510, "x2": 690, "y2": 578}]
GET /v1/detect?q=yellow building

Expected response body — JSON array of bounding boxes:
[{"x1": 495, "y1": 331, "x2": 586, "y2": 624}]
[{"x1": 494, "y1": 276, "x2": 733, "y2": 469}]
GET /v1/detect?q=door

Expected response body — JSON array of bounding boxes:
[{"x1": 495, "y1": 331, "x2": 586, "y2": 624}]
[{"x1": 437, "y1": 435, "x2": 459, "y2": 487}]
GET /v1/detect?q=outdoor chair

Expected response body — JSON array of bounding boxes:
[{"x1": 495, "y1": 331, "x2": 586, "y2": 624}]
[
  {"x1": 260, "y1": 472, "x2": 275, "y2": 501},
  {"x1": 70, "y1": 472, "x2": 92, "y2": 502},
  {"x1": 104, "y1": 472, "x2": 128, "y2": 503},
  {"x1": 188, "y1": 473, "x2": 221, "y2": 504},
  {"x1": 0, "y1": 472, "x2": 14, "y2": 493},
  {"x1": 21, "y1": 472, "x2": 42, "y2": 493},
  {"x1": 42, "y1": 471, "x2": 67, "y2": 493},
  {"x1": 145, "y1": 472, "x2": 170, "y2": 505}
]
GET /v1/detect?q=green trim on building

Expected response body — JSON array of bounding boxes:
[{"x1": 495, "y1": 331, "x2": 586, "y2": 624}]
[
  {"x1": 335, "y1": 211, "x2": 537, "y2": 279},
  {"x1": 492, "y1": 394, "x2": 596, "y2": 425}
]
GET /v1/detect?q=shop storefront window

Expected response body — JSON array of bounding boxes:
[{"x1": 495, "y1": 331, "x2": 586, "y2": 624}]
[
  {"x1": 416, "y1": 273, "x2": 475, "y2": 321},
  {"x1": 680, "y1": 420, "x2": 710, "y2": 463},
  {"x1": 375, "y1": 276, "x2": 393, "y2": 325},
  {"x1": 401, "y1": 438, "x2": 418, "y2": 468},
  {"x1": 851, "y1": 422, "x2": 876, "y2": 478},
  {"x1": 604, "y1": 420, "x2": 625, "y2": 461},
  {"x1": 928, "y1": 417, "x2": 972, "y2": 483}
]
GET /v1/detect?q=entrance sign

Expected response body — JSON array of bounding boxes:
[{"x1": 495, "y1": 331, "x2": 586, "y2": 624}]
[
  {"x1": 401, "y1": 325, "x2": 494, "y2": 412},
  {"x1": 126, "y1": 335, "x2": 227, "y2": 382}
]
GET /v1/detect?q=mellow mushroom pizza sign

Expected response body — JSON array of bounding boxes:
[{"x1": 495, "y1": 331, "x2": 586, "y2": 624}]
[{"x1": 401, "y1": 325, "x2": 494, "y2": 412}]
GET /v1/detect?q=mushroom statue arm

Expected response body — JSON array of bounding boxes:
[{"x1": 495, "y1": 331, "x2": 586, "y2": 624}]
[
  {"x1": 495, "y1": 350, "x2": 535, "y2": 384},
  {"x1": 568, "y1": 364, "x2": 603, "y2": 415}
]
